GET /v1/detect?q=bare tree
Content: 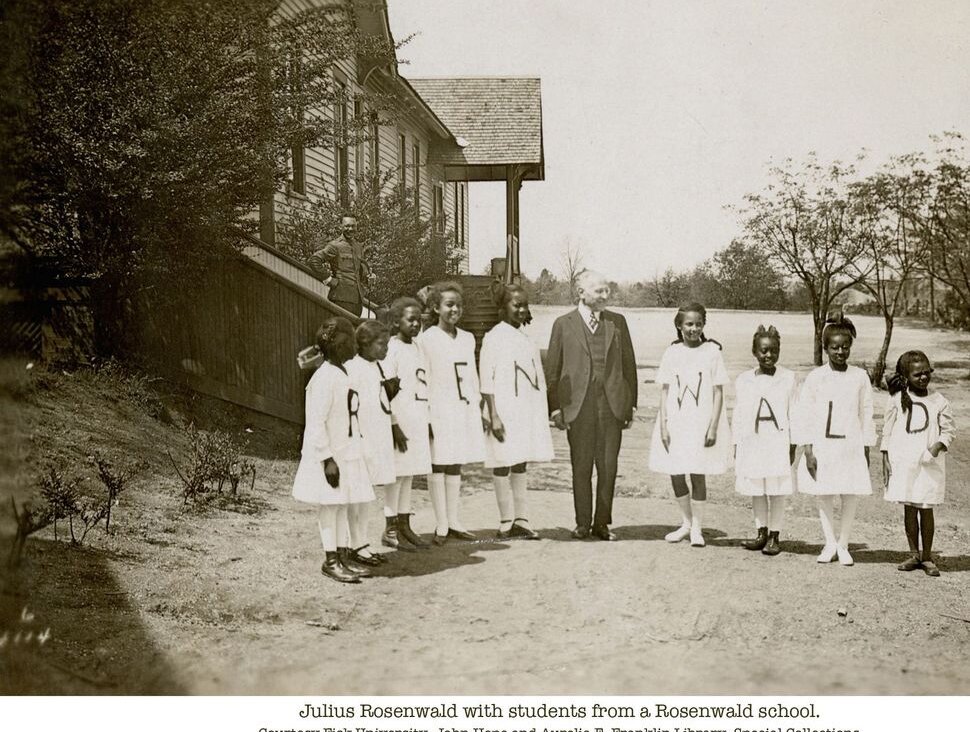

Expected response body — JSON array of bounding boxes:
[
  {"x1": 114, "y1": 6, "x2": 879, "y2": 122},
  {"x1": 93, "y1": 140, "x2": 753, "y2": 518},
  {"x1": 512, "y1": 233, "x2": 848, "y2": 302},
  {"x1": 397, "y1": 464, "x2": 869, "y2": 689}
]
[
  {"x1": 559, "y1": 238, "x2": 586, "y2": 302},
  {"x1": 735, "y1": 156, "x2": 870, "y2": 365}
]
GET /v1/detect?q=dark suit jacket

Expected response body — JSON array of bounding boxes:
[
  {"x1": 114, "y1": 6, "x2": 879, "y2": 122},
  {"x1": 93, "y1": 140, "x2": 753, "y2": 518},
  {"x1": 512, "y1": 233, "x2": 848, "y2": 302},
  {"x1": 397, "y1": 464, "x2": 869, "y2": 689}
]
[{"x1": 545, "y1": 308, "x2": 638, "y2": 425}]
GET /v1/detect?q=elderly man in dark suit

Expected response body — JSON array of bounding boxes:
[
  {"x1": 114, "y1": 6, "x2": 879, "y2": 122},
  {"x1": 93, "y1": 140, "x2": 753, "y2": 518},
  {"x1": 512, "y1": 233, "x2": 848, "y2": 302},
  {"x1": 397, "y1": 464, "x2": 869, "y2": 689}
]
[{"x1": 545, "y1": 271, "x2": 638, "y2": 540}]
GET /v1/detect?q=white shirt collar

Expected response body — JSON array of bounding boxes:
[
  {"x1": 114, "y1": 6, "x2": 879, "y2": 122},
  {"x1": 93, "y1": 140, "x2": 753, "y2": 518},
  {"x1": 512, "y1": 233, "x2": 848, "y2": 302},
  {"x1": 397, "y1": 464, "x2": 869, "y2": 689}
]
[{"x1": 577, "y1": 302, "x2": 600, "y2": 332}]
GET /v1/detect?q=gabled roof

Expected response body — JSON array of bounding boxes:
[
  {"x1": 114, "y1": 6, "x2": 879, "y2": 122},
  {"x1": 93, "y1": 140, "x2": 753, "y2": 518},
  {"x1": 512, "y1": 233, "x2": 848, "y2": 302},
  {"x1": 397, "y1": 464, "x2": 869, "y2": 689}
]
[{"x1": 407, "y1": 77, "x2": 544, "y2": 170}]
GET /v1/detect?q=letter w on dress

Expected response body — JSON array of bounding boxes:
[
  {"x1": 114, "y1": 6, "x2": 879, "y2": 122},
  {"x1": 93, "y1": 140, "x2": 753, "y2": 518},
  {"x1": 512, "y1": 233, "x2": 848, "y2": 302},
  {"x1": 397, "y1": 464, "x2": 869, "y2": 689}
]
[{"x1": 675, "y1": 372, "x2": 703, "y2": 408}]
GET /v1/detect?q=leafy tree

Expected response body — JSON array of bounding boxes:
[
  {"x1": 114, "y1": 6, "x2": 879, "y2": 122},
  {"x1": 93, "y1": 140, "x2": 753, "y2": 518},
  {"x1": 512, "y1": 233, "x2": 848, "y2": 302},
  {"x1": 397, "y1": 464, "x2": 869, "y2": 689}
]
[
  {"x1": 275, "y1": 170, "x2": 462, "y2": 306},
  {"x1": 707, "y1": 240, "x2": 788, "y2": 310},
  {"x1": 735, "y1": 156, "x2": 869, "y2": 365},
  {"x1": 651, "y1": 267, "x2": 692, "y2": 308},
  {"x1": 1, "y1": 0, "x2": 397, "y2": 355}
]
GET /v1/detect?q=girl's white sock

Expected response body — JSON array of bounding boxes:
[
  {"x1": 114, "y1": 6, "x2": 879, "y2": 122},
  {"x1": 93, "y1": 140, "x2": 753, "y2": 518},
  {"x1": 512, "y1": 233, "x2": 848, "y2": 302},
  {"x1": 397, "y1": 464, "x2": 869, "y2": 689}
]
[
  {"x1": 317, "y1": 505, "x2": 337, "y2": 552},
  {"x1": 510, "y1": 472, "x2": 530, "y2": 526},
  {"x1": 335, "y1": 505, "x2": 350, "y2": 548},
  {"x1": 838, "y1": 494, "x2": 859, "y2": 547},
  {"x1": 428, "y1": 473, "x2": 448, "y2": 536},
  {"x1": 349, "y1": 500, "x2": 372, "y2": 554},
  {"x1": 768, "y1": 496, "x2": 786, "y2": 532},
  {"x1": 665, "y1": 494, "x2": 693, "y2": 542},
  {"x1": 493, "y1": 474, "x2": 514, "y2": 524},
  {"x1": 817, "y1": 496, "x2": 837, "y2": 560},
  {"x1": 396, "y1": 475, "x2": 413, "y2": 515},
  {"x1": 383, "y1": 482, "x2": 400, "y2": 518},
  {"x1": 752, "y1": 495, "x2": 768, "y2": 529},
  {"x1": 690, "y1": 499, "x2": 706, "y2": 546},
  {"x1": 445, "y1": 473, "x2": 465, "y2": 532}
]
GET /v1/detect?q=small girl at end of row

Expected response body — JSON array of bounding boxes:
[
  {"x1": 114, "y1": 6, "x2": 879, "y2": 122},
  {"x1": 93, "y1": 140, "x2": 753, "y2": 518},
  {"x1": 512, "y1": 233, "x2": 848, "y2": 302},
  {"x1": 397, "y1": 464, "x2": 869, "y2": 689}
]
[
  {"x1": 882, "y1": 350, "x2": 956, "y2": 577},
  {"x1": 793, "y1": 313, "x2": 875, "y2": 567},
  {"x1": 292, "y1": 317, "x2": 376, "y2": 584},
  {"x1": 419, "y1": 281, "x2": 486, "y2": 544},
  {"x1": 732, "y1": 325, "x2": 797, "y2": 556},
  {"x1": 480, "y1": 283, "x2": 554, "y2": 540},
  {"x1": 380, "y1": 297, "x2": 433, "y2": 551},
  {"x1": 649, "y1": 303, "x2": 731, "y2": 547}
]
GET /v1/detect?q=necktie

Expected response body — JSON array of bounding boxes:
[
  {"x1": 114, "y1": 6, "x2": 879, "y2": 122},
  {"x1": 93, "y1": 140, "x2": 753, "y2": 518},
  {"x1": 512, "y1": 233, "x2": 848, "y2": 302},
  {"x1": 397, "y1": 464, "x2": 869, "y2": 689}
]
[{"x1": 588, "y1": 312, "x2": 598, "y2": 332}]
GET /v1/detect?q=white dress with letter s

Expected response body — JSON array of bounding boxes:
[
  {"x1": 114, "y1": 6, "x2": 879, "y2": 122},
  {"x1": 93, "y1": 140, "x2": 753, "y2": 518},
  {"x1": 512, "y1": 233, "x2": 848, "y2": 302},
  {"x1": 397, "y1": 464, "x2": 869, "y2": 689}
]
[
  {"x1": 881, "y1": 390, "x2": 955, "y2": 507},
  {"x1": 292, "y1": 362, "x2": 375, "y2": 505},
  {"x1": 480, "y1": 321, "x2": 555, "y2": 468},
  {"x1": 383, "y1": 337, "x2": 433, "y2": 477},
  {"x1": 792, "y1": 364, "x2": 875, "y2": 496},
  {"x1": 417, "y1": 326, "x2": 486, "y2": 465},
  {"x1": 731, "y1": 367, "x2": 797, "y2": 496},
  {"x1": 649, "y1": 341, "x2": 732, "y2": 475}
]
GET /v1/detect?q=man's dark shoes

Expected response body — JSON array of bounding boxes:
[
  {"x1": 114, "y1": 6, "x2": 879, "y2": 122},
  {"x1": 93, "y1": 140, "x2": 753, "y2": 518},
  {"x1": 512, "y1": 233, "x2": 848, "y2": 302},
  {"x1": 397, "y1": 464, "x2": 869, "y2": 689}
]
[
  {"x1": 509, "y1": 520, "x2": 540, "y2": 540},
  {"x1": 571, "y1": 526, "x2": 591, "y2": 540},
  {"x1": 743, "y1": 526, "x2": 769, "y2": 551},
  {"x1": 761, "y1": 531, "x2": 782, "y2": 556},
  {"x1": 591, "y1": 525, "x2": 617, "y2": 541}
]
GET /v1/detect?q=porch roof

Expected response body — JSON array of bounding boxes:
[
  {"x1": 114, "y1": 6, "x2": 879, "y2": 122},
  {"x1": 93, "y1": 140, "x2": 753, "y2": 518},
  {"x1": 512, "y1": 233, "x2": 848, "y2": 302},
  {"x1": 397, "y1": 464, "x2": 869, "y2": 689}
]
[{"x1": 407, "y1": 77, "x2": 544, "y2": 182}]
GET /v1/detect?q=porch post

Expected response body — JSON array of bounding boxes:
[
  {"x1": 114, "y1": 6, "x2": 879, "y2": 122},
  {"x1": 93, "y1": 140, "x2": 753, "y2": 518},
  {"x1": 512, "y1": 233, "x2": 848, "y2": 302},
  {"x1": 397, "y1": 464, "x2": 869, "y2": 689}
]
[{"x1": 505, "y1": 166, "x2": 522, "y2": 283}]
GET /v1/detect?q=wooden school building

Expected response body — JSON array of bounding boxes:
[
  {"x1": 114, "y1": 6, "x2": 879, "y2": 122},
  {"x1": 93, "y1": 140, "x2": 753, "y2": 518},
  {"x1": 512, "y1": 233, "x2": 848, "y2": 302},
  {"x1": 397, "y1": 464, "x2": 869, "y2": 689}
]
[{"x1": 137, "y1": 0, "x2": 546, "y2": 423}]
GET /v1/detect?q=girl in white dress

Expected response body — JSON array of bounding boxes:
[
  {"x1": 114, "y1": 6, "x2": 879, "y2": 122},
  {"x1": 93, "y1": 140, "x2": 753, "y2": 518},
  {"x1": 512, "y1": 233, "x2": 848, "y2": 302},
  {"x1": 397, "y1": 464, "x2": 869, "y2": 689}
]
[
  {"x1": 480, "y1": 284, "x2": 555, "y2": 539},
  {"x1": 418, "y1": 281, "x2": 487, "y2": 544},
  {"x1": 793, "y1": 314, "x2": 875, "y2": 567},
  {"x1": 380, "y1": 296, "x2": 432, "y2": 551},
  {"x1": 649, "y1": 303, "x2": 731, "y2": 547},
  {"x1": 881, "y1": 350, "x2": 956, "y2": 577},
  {"x1": 732, "y1": 325, "x2": 797, "y2": 556},
  {"x1": 344, "y1": 320, "x2": 394, "y2": 567},
  {"x1": 292, "y1": 317, "x2": 375, "y2": 584}
]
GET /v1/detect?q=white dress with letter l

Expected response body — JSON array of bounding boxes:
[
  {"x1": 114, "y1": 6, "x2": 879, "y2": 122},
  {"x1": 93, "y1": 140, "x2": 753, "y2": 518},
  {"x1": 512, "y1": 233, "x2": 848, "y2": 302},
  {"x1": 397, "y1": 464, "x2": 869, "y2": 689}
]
[
  {"x1": 480, "y1": 321, "x2": 555, "y2": 468},
  {"x1": 382, "y1": 337, "x2": 433, "y2": 477},
  {"x1": 346, "y1": 355, "x2": 396, "y2": 487},
  {"x1": 881, "y1": 391, "x2": 955, "y2": 507},
  {"x1": 417, "y1": 326, "x2": 486, "y2": 465},
  {"x1": 648, "y1": 341, "x2": 732, "y2": 475},
  {"x1": 732, "y1": 366, "x2": 797, "y2": 496},
  {"x1": 292, "y1": 362, "x2": 375, "y2": 505},
  {"x1": 793, "y1": 364, "x2": 875, "y2": 495}
]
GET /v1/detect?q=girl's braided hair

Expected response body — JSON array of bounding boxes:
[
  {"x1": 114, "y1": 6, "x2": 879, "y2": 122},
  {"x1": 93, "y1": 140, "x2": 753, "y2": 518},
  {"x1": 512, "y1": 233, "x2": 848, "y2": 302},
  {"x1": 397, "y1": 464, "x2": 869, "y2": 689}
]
[
  {"x1": 672, "y1": 303, "x2": 722, "y2": 349},
  {"x1": 887, "y1": 350, "x2": 931, "y2": 415}
]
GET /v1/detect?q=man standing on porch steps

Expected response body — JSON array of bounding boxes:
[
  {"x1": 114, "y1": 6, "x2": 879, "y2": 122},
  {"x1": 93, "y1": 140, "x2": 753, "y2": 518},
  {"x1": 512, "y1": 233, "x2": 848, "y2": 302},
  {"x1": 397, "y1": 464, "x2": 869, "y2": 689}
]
[
  {"x1": 308, "y1": 215, "x2": 370, "y2": 318},
  {"x1": 545, "y1": 271, "x2": 638, "y2": 540}
]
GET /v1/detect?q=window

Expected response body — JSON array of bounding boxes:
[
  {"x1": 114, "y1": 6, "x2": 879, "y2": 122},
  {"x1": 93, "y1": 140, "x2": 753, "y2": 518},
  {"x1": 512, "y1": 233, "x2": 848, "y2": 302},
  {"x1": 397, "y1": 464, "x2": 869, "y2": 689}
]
[
  {"x1": 369, "y1": 113, "x2": 380, "y2": 175},
  {"x1": 291, "y1": 146, "x2": 306, "y2": 196},
  {"x1": 334, "y1": 79, "x2": 349, "y2": 206},
  {"x1": 398, "y1": 133, "x2": 407, "y2": 202},
  {"x1": 412, "y1": 140, "x2": 421, "y2": 211},
  {"x1": 433, "y1": 184, "x2": 444, "y2": 233},
  {"x1": 354, "y1": 100, "x2": 364, "y2": 178}
]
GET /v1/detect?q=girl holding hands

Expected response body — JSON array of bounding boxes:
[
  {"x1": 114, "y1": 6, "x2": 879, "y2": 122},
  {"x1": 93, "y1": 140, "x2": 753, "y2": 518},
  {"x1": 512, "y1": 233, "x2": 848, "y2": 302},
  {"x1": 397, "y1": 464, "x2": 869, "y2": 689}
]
[
  {"x1": 649, "y1": 303, "x2": 731, "y2": 547},
  {"x1": 882, "y1": 350, "x2": 956, "y2": 576},
  {"x1": 793, "y1": 314, "x2": 875, "y2": 567},
  {"x1": 732, "y1": 325, "x2": 797, "y2": 556}
]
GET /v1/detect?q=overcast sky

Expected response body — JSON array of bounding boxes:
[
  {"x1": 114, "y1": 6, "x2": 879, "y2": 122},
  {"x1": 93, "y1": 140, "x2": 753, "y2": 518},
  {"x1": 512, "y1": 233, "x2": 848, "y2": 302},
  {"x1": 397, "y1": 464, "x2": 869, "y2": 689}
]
[{"x1": 386, "y1": 0, "x2": 970, "y2": 282}]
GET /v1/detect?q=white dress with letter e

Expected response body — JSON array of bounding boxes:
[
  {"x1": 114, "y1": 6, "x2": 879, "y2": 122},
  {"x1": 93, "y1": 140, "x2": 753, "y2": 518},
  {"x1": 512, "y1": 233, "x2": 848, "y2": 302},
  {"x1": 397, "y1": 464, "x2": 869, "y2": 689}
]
[
  {"x1": 417, "y1": 326, "x2": 486, "y2": 465},
  {"x1": 793, "y1": 364, "x2": 875, "y2": 496},
  {"x1": 480, "y1": 321, "x2": 555, "y2": 468},
  {"x1": 649, "y1": 341, "x2": 732, "y2": 475},
  {"x1": 732, "y1": 366, "x2": 797, "y2": 496}
]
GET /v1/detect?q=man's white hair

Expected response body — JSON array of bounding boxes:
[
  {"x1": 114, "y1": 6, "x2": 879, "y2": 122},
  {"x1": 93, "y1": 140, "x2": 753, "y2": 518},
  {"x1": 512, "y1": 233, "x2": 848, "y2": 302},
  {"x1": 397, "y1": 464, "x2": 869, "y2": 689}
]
[{"x1": 577, "y1": 269, "x2": 607, "y2": 292}]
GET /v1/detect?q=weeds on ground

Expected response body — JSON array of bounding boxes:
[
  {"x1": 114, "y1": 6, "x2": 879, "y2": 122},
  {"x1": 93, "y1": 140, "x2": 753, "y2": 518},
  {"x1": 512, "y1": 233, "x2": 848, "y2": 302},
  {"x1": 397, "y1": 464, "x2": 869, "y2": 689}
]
[{"x1": 168, "y1": 426, "x2": 257, "y2": 506}]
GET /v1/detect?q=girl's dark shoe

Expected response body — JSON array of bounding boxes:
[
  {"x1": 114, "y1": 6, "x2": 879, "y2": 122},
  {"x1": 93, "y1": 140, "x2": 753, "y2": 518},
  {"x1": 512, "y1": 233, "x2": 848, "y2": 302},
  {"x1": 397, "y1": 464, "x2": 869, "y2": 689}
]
[
  {"x1": 510, "y1": 519, "x2": 540, "y2": 540},
  {"x1": 351, "y1": 545, "x2": 382, "y2": 567},
  {"x1": 761, "y1": 531, "x2": 781, "y2": 556},
  {"x1": 496, "y1": 523, "x2": 513, "y2": 540},
  {"x1": 897, "y1": 554, "x2": 922, "y2": 571},
  {"x1": 742, "y1": 526, "x2": 769, "y2": 551},
  {"x1": 448, "y1": 528, "x2": 476, "y2": 541},
  {"x1": 381, "y1": 515, "x2": 401, "y2": 549},
  {"x1": 922, "y1": 560, "x2": 941, "y2": 577},
  {"x1": 431, "y1": 532, "x2": 449, "y2": 546},
  {"x1": 397, "y1": 513, "x2": 430, "y2": 549},
  {"x1": 321, "y1": 551, "x2": 361, "y2": 584},
  {"x1": 338, "y1": 547, "x2": 373, "y2": 577}
]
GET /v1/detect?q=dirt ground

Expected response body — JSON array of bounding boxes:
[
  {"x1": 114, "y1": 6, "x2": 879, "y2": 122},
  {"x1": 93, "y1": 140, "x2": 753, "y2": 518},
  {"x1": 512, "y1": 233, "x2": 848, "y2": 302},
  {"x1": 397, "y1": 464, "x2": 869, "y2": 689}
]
[{"x1": 2, "y1": 349, "x2": 970, "y2": 696}]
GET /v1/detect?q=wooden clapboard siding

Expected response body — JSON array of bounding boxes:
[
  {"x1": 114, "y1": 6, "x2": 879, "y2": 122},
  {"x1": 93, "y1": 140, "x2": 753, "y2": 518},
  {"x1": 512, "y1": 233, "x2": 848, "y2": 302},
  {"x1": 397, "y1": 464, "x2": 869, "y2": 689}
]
[{"x1": 134, "y1": 236, "x2": 358, "y2": 424}]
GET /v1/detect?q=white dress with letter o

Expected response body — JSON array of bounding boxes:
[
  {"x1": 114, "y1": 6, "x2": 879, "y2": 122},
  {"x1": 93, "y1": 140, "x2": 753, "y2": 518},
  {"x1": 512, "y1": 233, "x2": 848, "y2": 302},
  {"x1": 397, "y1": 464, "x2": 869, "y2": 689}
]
[{"x1": 346, "y1": 355, "x2": 396, "y2": 487}]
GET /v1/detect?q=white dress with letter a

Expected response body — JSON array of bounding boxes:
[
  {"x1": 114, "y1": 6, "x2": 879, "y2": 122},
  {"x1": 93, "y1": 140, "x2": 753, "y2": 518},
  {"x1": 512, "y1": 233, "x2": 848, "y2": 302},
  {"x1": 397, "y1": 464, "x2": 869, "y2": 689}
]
[
  {"x1": 882, "y1": 391, "x2": 955, "y2": 507},
  {"x1": 346, "y1": 355, "x2": 396, "y2": 487},
  {"x1": 383, "y1": 337, "x2": 433, "y2": 477},
  {"x1": 417, "y1": 326, "x2": 486, "y2": 465},
  {"x1": 792, "y1": 364, "x2": 875, "y2": 496},
  {"x1": 292, "y1": 362, "x2": 375, "y2": 505},
  {"x1": 480, "y1": 321, "x2": 555, "y2": 468},
  {"x1": 732, "y1": 367, "x2": 797, "y2": 496},
  {"x1": 648, "y1": 341, "x2": 732, "y2": 475}
]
